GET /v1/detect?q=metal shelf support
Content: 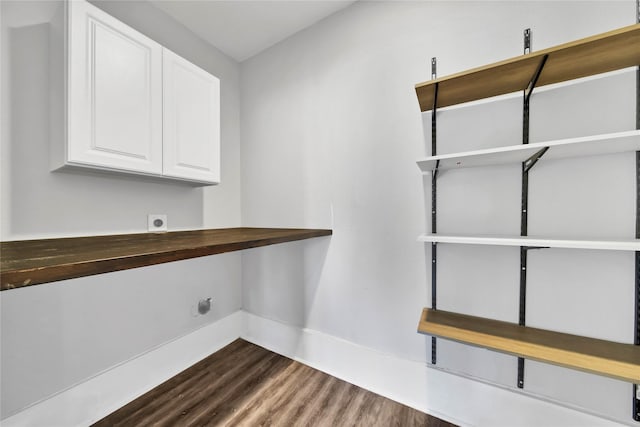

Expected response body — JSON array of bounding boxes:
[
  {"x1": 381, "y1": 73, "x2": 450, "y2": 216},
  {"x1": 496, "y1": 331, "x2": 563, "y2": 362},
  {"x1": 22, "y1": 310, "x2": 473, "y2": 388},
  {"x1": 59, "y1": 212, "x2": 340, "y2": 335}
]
[
  {"x1": 523, "y1": 147, "x2": 549, "y2": 173},
  {"x1": 634, "y1": 1, "x2": 639, "y2": 422},
  {"x1": 634, "y1": 2, "x2": 640, "y2": 421},
  {"x1": 518, "y1": 29, "x2": 549, "y2": 390},
  {"x1": 431, "y1": 57, "x2": 439, "y2": 365}
]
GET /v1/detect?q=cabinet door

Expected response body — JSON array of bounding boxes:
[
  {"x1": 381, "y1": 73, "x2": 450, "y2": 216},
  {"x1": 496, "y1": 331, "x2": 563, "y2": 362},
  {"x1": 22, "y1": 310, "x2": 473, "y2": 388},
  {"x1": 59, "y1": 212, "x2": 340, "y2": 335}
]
[
  {"x1": 67, "y1": 1, "x2": 163, "y2": 174},
  {"x1": 162, "y1": 49, "x2": 220, "y2": 184}
]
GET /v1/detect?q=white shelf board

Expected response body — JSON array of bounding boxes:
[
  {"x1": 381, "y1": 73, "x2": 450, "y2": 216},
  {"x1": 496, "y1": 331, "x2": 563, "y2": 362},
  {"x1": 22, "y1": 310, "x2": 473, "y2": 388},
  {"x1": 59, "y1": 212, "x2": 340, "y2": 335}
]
[
  {"x1": 417, "y1": 130, "x2": 640, "y2": 172},
  {"x1": 417, "y1": 234, "x2": 640, "y2": 251}
]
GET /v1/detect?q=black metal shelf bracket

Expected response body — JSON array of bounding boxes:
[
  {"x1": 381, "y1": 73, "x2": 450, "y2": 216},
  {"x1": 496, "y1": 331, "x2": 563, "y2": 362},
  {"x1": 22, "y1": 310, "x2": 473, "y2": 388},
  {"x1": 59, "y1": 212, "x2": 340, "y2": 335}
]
[
  {"x1": 523, "y1": 55, "x2": 548, "y2": 146},
  {"x1": 524, "y1": 147, "x2": 549, "y2": 173},
  {"x1": 431, "y1": 57, "x2": 439, "y2": 365}
]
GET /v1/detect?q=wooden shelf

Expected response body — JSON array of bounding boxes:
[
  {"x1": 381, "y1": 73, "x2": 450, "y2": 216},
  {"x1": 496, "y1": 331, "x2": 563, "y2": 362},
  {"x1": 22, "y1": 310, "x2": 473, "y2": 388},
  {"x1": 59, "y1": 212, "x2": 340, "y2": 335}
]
[
  {"x1": 415, "y1": 23, "x2": 640, "y2": 112},
  {"x1": 0, "y1": 227, "x2": 332, "y2": 291},
  {"x1": 417, "y1": 130, "x2": 640, "y2": 172},
  {"x1": 417, "y1": 308, "x2": 640, "y2": 383},
  {"x1": 418, "y1": 234, "x2": 640, "y2": 251}
]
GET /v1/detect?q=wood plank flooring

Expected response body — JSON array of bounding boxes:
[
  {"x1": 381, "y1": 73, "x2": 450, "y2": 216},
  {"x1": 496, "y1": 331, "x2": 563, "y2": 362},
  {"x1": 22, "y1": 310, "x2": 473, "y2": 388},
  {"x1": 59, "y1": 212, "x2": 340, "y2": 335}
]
[{"x1": 93, "y1": 339, "x2": 456, "y2": 427}]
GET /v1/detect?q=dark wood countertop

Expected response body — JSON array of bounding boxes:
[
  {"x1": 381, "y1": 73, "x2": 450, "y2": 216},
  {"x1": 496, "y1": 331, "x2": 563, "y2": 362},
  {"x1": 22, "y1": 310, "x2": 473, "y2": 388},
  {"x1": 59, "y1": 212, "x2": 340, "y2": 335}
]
[{"x1": 1, "y1": 227, "x2": 332, "y2": 291}]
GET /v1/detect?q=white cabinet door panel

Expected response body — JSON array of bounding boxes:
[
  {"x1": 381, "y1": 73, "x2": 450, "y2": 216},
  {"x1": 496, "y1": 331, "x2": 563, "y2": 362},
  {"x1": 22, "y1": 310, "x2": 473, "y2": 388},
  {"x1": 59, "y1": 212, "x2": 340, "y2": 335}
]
[
  {"x1": 162, "y1": 49, "x2": 220, "y2": 184},
  {"x1": 67, "y1": 1, "x2": 162, "y2": 174}
]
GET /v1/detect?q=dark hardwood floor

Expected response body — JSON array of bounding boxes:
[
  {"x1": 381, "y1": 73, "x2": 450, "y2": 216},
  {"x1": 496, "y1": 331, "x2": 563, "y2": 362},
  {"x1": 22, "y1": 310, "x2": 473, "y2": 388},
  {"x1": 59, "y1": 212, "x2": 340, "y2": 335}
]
[{"x1": 93, "y1": 339, "x2": 456, "y2": 427}]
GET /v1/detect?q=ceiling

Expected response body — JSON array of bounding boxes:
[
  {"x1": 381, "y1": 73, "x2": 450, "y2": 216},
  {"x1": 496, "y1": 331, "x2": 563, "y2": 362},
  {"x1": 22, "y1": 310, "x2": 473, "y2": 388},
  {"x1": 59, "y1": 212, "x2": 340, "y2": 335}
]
[{"x1": 149, "y1": 1, "x2": 357, "y2": 62}]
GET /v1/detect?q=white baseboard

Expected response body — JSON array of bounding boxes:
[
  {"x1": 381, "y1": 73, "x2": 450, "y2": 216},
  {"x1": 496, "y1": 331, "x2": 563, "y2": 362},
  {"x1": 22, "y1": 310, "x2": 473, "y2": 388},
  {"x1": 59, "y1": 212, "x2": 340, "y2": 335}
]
[
  {"x1": 1, "y1": 310, "x2": 245, "y2": 427},
  {"x1": 242, "y1": 312, "x2": 626, "y2": 427},
  {"x1": 2, "y1": 310, "x2": 626, "y2": 427}
]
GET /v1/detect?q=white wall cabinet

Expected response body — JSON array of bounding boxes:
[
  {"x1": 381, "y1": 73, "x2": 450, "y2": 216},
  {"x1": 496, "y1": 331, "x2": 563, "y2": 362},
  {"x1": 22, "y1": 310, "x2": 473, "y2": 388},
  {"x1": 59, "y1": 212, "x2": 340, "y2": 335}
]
[
  {"x1": 50, "y1": 0, "x2": 220, "y2": 186},
  {"x1": 65, "y1": 0, "x2": 163, "y2": 175},
  {"x1": 162, "y1": 49, "x2": 220, "y2": 184}
]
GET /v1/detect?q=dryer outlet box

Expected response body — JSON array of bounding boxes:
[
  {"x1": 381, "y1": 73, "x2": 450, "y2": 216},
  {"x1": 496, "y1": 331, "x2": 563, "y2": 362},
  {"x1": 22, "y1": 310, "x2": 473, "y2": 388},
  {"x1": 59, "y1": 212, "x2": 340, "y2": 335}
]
[{"x1": 148, "y1": 214, "x2": 167, "y2": 232}]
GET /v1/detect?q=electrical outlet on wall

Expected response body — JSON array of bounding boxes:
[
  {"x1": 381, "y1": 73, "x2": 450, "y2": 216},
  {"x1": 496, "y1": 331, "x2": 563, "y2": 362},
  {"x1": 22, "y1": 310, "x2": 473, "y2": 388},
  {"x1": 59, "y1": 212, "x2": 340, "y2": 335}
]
[{"x1": 148, "y1": 214, "x2": 167, "y2": 232}]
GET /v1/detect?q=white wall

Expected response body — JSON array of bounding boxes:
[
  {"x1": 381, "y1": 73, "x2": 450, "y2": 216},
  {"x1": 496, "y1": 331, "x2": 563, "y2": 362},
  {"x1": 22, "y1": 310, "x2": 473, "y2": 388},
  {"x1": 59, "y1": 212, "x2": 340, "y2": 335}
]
[
  {"x1": 0, "y1": 0, "x2": 242, "y2": 418},
  {"x1": 241, "y1": 1, "x2": 637, "y2": 424}
]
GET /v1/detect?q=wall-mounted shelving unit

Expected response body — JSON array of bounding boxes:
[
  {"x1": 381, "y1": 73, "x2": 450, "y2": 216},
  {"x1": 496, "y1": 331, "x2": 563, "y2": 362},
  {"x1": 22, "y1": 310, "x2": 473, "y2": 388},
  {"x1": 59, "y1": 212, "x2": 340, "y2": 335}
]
[
  {"x1": 414, "y1": 21, "x2": 640, "y2": 422},
  {"x1": 0, "y1": 227, "x2": 332, "y2": 291}
]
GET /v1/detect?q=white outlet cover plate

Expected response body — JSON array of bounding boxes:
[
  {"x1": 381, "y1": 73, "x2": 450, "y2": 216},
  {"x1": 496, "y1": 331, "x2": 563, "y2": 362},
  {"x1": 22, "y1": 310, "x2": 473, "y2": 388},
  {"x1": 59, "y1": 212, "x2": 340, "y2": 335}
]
[{"x1": 148, "y1": 214, "x2": 168, "y2": 232}]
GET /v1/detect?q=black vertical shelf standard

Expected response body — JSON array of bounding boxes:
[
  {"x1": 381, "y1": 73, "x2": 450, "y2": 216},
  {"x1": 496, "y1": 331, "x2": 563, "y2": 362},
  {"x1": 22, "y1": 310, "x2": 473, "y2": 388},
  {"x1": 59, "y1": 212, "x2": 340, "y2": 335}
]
[
  {"x1": 431, "y1": 57, "x2": 439, "y2": 365},
  {"x1": 518, "y1": 28, "x2": 549, "y2": 389},
  {"x1": 634, "y1": 2, "x2": 640, "y2": 422}
]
